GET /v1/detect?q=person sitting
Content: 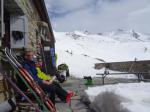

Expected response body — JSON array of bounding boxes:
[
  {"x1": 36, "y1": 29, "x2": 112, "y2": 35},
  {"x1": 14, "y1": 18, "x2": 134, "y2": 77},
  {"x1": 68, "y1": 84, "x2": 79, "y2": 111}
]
[
  {"x1": 22, "y1": 50, "x2": 74, "y2": 104},
  {"x1": 36, "y1": 59, "x2": 66, "y2": 83},
  {"x1": 36, "y1": 59, "x2": 52, "y2": 81}
]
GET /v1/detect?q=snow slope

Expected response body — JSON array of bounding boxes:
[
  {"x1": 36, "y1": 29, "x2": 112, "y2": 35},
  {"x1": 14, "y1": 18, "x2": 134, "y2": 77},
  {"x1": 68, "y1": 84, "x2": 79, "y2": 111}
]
[
  {"x1": 85, "y1": 82, "x2": 150, "y2": 112},
  {"x1": 54, "y1": 29, "x2": 150, "y2": 77}
]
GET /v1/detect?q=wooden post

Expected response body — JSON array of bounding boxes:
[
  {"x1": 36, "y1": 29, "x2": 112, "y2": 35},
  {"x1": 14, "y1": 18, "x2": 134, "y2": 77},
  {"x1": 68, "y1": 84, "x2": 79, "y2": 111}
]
[
  {"x1": 102, "y1": 74, "x2": 105, "y2": 85},
  {"x1": 137, "y1": 73, "x2": 141, "y2": 82}
]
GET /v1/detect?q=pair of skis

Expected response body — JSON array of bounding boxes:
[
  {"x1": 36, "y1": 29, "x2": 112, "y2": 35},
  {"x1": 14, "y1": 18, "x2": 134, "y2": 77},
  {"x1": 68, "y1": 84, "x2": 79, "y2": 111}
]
[
  {"x1": 1, "y1": 50, "x2": 39, "y2": 111},
  {"x1": 5, "y1": 77, "x2": 41, "y2": 112},
  {"x1": 4, "y1": 48, "x2": 56, "y2": 112}
]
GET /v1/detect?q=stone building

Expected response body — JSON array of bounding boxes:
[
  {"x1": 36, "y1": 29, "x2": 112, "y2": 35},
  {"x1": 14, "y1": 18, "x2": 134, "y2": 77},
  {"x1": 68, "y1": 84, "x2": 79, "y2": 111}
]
[
  {"x1": 0, "y1": 0, "x2": 55, "y2": 74},
  {"x1": 1, "y1": 0, "x2": 55, "y2": 50},
  {"x1": 0, "y1": 0, "x2": 56, "y2": 108}
]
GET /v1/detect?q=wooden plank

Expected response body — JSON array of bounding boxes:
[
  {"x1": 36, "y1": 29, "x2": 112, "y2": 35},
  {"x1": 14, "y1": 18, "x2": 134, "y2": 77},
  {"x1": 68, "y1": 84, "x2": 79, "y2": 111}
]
[{"x1": 96, "y1": 72, "x2": 148, "y2": 75}]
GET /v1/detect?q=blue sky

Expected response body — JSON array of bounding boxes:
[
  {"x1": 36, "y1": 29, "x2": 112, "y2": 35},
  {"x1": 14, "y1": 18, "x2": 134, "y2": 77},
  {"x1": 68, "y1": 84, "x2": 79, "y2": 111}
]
[{"x1": 45, "y1": 0, "x2": 150, "y2": 34}]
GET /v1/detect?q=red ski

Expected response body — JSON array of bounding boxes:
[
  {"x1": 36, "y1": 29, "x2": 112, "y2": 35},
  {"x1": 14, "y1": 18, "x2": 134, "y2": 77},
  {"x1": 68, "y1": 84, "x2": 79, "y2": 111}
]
[{"x1": 5, "y1": 48, "x2": 56, "y2": 112}]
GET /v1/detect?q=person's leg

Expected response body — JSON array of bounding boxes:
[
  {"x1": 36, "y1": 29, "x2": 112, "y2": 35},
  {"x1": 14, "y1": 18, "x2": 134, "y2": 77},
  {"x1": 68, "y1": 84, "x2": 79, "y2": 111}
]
[
  {"x1": 52, "y1": 82, "x2": 67, "y2": 101},
  {"x1": 39, "y1": 83, "x2": 56, "y2": 104}
]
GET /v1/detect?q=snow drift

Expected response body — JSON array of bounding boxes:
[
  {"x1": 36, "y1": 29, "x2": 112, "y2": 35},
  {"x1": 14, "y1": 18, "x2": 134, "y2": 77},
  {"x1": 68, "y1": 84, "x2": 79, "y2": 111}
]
[{"x1": 85, "y1": 82, "x2": 150, "y2": 112}]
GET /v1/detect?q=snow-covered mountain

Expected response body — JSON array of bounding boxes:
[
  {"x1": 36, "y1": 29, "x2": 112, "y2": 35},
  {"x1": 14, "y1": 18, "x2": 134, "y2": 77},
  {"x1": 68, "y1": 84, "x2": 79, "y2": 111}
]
[{"x1": 54, "y1": 30, "x2": 150, "y2": 77}]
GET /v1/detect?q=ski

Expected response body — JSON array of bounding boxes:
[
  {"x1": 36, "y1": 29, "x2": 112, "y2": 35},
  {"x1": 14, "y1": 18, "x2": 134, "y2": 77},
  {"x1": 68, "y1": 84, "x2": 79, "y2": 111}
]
[
  {"x1": 4, "y1": 48, "x2": 56, "y2": 112},
  {"x1": 0, "y1": 49, "x2": 46, "y2": 111},
  {"x1": 5, "y1": 48, "x2": 56, "y2": 112},
  {"x1": 3, "y1": 49, "x2": 49, "y2": 111},
  {"x1": 5, "y1": 76, "x2": 42, "y2": 112}
]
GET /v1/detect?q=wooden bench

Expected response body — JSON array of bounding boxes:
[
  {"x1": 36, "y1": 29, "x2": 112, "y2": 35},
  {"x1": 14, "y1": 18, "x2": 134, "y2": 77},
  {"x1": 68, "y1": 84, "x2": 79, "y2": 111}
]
[{"x1": 96, "y1": 68, "x2": 149, "y2": 84}]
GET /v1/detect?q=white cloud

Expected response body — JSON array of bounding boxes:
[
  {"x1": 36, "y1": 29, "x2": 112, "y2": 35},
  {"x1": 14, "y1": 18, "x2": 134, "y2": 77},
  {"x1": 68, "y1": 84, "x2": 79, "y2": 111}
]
[
  {"x1": 45, "y1": 0, "x2": 93, "y2": 14},
  {"x1": 45, "y1": 0, "x2": 150, "y2": 34}
]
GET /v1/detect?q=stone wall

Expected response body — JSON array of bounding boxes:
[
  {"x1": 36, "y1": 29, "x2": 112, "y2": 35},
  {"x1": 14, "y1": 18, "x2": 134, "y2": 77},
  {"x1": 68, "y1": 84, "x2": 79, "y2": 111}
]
[{"x1": 14, "y1": 0, "x2": 41, "y2": 52}]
